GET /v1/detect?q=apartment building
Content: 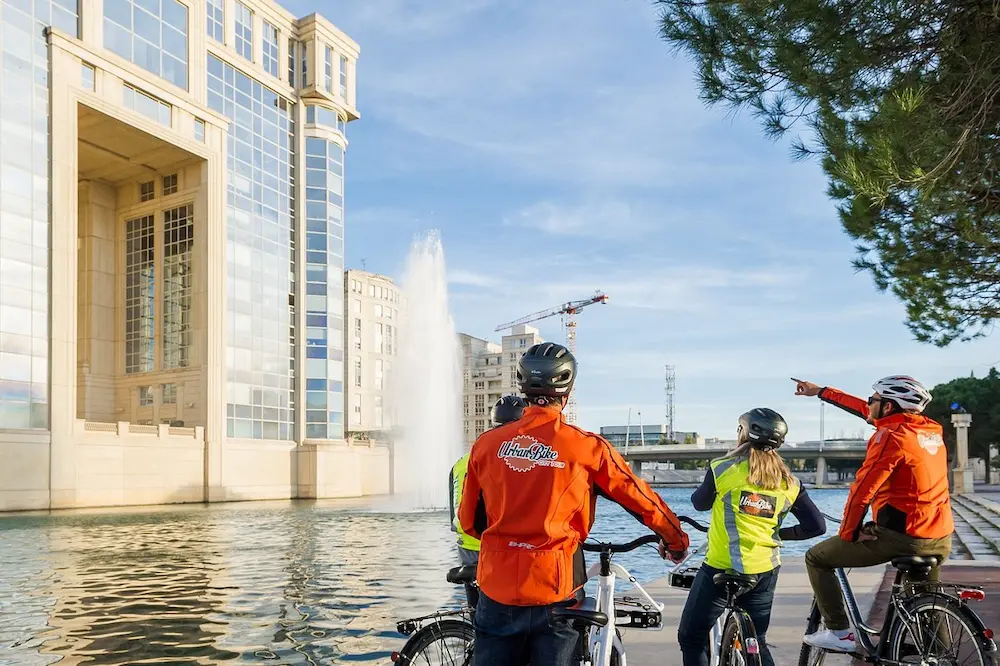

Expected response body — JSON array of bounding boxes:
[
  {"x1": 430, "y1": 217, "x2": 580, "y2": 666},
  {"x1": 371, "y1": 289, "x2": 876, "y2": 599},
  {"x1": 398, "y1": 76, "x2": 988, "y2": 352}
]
[
  {"x1": 459, "y1": 325, "x2": 543, "y2": 446},
  {"x1": 344, "y1": 270, "x2": 400, "y2": 435}
]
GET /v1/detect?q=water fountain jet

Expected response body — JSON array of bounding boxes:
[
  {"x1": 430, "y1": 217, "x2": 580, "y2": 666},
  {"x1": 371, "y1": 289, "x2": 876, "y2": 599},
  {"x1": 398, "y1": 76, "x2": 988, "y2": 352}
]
[{"x1": 386, "y1": 231, "x2": 464, "y2": 511}]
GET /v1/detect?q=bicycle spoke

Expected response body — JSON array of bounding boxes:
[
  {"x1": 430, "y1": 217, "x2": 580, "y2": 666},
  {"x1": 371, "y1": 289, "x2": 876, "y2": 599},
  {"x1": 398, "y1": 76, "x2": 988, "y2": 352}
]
[{"x1": 894, "y1": 604, "x2": 985, "y2": 665}]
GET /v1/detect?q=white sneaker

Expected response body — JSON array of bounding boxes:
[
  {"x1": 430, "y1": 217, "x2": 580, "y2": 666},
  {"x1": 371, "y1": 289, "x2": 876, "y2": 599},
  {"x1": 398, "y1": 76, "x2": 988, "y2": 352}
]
[{"x1": 803, "y1": 628, "x2": 857, "y2": 652}]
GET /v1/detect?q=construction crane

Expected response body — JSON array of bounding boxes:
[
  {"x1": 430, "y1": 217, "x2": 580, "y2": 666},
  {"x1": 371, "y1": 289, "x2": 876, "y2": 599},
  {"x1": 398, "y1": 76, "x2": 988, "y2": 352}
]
[{"x1": 495, "y1": 291, "x2": 609, "y2": 424}]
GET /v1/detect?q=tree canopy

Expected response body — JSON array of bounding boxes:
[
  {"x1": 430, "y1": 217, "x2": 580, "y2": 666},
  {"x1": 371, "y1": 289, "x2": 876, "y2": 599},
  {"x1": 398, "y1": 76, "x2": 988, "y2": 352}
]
[
  {"x1": 923, "y1": 367, "x2": 1000, "y2": 461},
  {"x1": 656, "y1": 0, "x2": 1000, "y2": 345}
]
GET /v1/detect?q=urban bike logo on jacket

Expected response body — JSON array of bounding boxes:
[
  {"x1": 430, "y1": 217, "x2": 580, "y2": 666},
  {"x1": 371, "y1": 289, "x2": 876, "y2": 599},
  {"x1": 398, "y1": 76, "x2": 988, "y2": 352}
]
[
  {"x1": 738, "y1": 491, "x2": 777, "y2": 518},
  {"x1": 917, "y1": 432, "x2": 944, "y2": 456},
  {"x1": 497, "y1": 435, "x2": 566, "y2": 472}
]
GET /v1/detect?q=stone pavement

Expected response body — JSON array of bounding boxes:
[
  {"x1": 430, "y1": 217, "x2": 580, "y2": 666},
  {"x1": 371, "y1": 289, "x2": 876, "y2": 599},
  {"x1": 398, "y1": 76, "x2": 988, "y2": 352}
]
[{"x1": 621, "y1": 557, "x2": 884, "y2": 666}]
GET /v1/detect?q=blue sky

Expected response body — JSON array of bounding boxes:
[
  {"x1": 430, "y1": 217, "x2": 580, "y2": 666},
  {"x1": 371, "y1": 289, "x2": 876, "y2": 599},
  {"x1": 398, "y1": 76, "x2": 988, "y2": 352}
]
[{"x1": 289, "y1": 0, "x2": 998, "y2": 441}]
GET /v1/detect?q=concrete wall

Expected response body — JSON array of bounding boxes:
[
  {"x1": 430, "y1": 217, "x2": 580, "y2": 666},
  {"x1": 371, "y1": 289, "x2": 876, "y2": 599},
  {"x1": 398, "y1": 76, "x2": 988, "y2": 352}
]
[
  {"x1": 1, "y1": 425, "x2": 391, "y2": 511},
  {"x1": 298, "y1": 442, "x2": 391, "y2": 499},
  {"x1": 74, "y1": 421, "x2": 204, "y2": 507},
  {"x1": 0, "y1": 432, "x2": 51, "y2": 511},
  {"x1": 77, "y1": 180, "x2": 118, "y2": 422}
]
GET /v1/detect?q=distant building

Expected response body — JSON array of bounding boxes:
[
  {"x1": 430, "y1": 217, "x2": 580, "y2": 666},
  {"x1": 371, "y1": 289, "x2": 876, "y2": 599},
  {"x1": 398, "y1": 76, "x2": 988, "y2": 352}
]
[
  {"x1": 344, "y1": 270, "x2": 401, "y2": 434},
  {"x1": 459, "y1": 325, "x2": 543, "y2": 445},
  {"x1": 600, "y1": 424, "x2": 704, "y2": 448}
]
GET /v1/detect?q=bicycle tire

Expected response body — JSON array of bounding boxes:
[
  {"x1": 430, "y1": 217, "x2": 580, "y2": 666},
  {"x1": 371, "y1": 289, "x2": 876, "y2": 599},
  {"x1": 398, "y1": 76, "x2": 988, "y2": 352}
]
[
  {"x1": 885, "y1": 592, "x2": 991, "y2": 665},
  {"x1": 394, "y1": 618, "x2": 475, "y2": 666},
  {"x1": 718, "y1": 610, "x2": 763, "y2": 666},
  {"x1": 797, "y1": 600, "x2": 827, "y2": 666}
]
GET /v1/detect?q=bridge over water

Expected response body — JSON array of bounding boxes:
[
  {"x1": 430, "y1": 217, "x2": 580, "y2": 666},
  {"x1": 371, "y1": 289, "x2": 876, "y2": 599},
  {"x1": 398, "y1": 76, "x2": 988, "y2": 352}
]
[{"x1": 617, "y1": 439, "x2": 869, "y2": 486}]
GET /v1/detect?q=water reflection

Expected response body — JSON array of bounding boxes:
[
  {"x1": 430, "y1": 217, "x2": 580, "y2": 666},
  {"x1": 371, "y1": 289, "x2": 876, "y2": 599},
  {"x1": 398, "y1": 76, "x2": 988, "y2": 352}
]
[{"x1": 0, "y1": 490, "x2": 848, "y2": 664}]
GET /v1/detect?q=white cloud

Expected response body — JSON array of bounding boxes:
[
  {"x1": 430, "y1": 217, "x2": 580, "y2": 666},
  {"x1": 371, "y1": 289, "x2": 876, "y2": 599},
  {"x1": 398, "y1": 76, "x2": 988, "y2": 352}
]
[{"x1": 506, "y1": 200, "x2": 647, "y2": 237}]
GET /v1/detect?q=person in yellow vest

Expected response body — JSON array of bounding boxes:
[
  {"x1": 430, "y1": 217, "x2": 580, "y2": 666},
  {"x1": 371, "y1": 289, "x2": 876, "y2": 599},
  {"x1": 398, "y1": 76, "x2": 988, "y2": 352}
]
[
  {"x1": 677, "y1": 408, "x2": 827, "y2": 666},
  {"x1": 448, "y1": 395, "x2": 526, "y2": 607}
]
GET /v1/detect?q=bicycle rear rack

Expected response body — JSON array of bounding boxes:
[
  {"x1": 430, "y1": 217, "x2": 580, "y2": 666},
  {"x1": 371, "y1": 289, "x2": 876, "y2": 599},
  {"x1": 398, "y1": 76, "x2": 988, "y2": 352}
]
[{"x1": 396, "y1": 608, "x2": 470, "y2": 636}]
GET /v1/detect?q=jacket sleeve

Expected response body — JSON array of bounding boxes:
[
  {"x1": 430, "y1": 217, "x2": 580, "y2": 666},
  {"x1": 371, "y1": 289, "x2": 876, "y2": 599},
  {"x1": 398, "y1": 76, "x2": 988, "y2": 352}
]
[
  {"x1": 778, "y1": 488, "x2": 826, "y2": 540},
  {"x1": 819, "y1": 387, "x2": 869, "y2": 420},
  {"x1": 458, "y1": 452, "x2": 485, "y2": 540},
  {"x1": 840, "y1": 429, "x2": 904, "y2": 541},
  {"x1": 592, "y1": 437, "x2": 690, "y2": 552},
  {"x1": 690, "y1": 468, "x2": 715, "y2": 512}
]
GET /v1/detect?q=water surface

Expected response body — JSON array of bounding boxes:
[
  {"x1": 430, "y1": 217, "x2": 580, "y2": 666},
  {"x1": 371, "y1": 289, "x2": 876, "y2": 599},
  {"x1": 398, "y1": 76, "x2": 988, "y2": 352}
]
[{"x1": 0, "y1": 488, "x2": 848, "y2": 664}]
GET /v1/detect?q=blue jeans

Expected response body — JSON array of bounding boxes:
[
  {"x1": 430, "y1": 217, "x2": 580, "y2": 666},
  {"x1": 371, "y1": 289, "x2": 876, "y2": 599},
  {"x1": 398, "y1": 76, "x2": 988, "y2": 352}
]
[
  {"x1": 473, "y1": 592, "x2": 578, "y2": 666},
  {"x1": 458, "y1": 547, "x2": 480, "y2": 609},
  {"x1": 677, "y1": 564, "x2": 779, "y2": 666}
]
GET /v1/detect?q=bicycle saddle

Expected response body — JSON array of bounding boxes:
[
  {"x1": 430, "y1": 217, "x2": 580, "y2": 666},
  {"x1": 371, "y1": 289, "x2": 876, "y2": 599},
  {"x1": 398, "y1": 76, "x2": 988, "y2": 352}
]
[
  {"x1": 890, "y1": 555, "x2": 940, "y2": 573},
  {"x1": 550, "y1": 597, "x2": 609, "y2": 629},
  {"x1": 446, "y1": 565, "x2": 477, "y2": 585},
  {"x1": 712, "y1": 571, "x2": 758, "y2": 596}
]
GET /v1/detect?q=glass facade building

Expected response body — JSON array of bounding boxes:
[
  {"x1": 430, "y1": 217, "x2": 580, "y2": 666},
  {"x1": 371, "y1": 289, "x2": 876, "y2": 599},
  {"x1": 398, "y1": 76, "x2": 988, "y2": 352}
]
[
  {"x1": 0, "y1": 0, "x2": 357, "y2": 443},
  {"x1": 208, "y1": 54, "x2": 297, "y2": 441},
  {"x1": 0, "y1": 0, "x2": 374, "y2": 512},
  {"x1": 0, "y1": 0, "x2": 76, "y2": 429}
]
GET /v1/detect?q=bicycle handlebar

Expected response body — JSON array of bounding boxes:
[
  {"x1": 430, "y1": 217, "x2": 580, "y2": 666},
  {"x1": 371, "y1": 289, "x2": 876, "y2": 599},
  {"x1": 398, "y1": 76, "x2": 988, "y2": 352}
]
[
  {"x1": 581, "y1": 515, "x2": 709, "y2": 554},
  {"x1": 678, "y1": 515, "x2": 708, "y2": 533},
  {"x1": 582, "y1": 533, "x2": 660, "y2": 553}
]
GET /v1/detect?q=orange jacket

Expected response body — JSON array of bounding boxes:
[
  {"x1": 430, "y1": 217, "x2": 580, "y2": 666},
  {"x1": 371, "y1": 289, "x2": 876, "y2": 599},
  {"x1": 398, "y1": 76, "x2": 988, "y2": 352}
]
[
  {"x1": 820, "y1": 387, "x2": 954, "y2": 541},
  {"x1": 458, "y1": 404, "x2": 690, "y2": 606}
]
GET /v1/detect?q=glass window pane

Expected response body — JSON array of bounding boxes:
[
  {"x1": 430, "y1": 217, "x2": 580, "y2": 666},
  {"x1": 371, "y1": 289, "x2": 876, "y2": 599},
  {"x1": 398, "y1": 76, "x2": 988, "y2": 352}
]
[
  {"x1": 133, "y1": 6, "x2": 160, "y2": 46},
  {"x1": 162, "y1": 0, "x2": 187, "y2": 32}
]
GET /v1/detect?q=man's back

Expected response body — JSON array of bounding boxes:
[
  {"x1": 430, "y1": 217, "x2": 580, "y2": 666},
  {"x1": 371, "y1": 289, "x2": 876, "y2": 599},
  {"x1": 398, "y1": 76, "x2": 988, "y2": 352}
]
[
  {"x1": 866, "y1": 413, "x2": 953, "y2": 538},
  {"x1": 460, "y1": 404, "x2": 687, "y2": 606}
]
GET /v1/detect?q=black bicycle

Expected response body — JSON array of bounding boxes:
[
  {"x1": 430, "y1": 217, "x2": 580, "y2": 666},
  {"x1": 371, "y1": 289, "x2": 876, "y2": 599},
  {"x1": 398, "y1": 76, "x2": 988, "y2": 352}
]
[
  {"x1": 391, "y1": 564, "x2": 476, "y2": 665},
  {"x1": 799, "y1": 518, "x2": 998, "y2": 665}
]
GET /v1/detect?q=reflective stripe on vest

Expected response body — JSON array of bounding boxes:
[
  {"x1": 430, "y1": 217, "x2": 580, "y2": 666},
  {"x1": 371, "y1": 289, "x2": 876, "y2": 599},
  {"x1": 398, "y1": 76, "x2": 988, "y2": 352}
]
[
  {"x1": 451, "y1": 454, "x2": 481, "y2": 552},
  {"x1": 705, "y1": 456, "x2": 800, "y2": 574}
]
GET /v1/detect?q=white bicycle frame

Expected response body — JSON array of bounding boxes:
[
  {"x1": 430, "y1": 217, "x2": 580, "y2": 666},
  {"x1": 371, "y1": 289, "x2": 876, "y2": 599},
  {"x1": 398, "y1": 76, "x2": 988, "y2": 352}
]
[{"x1": 585, "y1": 559, "x2": 665, "y2": 666}]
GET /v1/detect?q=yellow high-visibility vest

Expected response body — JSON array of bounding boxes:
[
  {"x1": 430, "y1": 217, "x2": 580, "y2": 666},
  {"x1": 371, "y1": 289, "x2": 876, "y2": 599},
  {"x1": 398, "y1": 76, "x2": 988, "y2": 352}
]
[
  {"x1": 451, "y1": 454, "x2": 480, "y2": 552},
  {"x1": 705, "y1": 456, "x2": 800, "y2": 574}
]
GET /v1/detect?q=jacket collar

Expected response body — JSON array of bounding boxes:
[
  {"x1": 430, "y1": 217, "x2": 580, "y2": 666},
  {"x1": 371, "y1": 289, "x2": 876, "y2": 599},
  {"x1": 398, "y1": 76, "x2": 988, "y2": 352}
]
[
  {"x1": 873, "y1": 411, "x2": 926, "y2": 429},
  {"x1": 524, "y1": 403, "x2": 563, "y2": 419}
]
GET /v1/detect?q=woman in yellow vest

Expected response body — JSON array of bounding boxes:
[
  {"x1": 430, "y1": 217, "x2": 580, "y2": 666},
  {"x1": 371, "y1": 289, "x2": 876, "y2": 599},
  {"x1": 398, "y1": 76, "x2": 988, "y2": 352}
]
[
  {"x1": 448, "y1": 395, "x2": 526, "y2": 607},
  {"x1": 677, "y1": 408, "x2": 827, "y2": 666}
]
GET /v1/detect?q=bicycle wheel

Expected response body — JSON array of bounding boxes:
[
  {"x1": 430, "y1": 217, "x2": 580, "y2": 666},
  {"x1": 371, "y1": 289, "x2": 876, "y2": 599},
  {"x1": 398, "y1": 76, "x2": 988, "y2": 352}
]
[
  {"x1": 797, "y1": 600, "x2": 827, "y2": 666},
  {"x1": 394, "y1": 619, "x2": 475, "y2": 666},
  {"x1": 718, "y1": 610, "x2": 763, "y2": 666},
  {"x1": 885, "y1": 593, "x2": 991, "y2": 665}
]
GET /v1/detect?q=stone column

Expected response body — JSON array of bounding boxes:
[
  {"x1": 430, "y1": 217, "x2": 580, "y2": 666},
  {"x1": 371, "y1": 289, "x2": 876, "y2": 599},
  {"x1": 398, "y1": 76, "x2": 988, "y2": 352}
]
[
  {"x1": 630, "y1": 459, "x2": 642, "y2": 477},
  {"x1": 951, "y1": 413, "x2": 974, "y2": 494},
  {"x1": 815, "y1": 456, "x2": 827, "y2": 488}
]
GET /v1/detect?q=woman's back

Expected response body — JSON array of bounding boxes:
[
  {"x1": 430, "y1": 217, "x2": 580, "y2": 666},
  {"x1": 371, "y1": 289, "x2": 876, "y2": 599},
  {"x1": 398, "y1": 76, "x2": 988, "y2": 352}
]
[{"x1": 705, "y1": 454, "x2": 801, "y2": 574}]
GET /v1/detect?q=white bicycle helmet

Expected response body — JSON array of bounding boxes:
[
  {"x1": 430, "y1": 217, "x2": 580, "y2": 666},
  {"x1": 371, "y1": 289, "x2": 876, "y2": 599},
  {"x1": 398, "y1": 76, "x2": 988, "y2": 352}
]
[{"x1": 871, "y1": 375, "x2": 932, "y2": 412}]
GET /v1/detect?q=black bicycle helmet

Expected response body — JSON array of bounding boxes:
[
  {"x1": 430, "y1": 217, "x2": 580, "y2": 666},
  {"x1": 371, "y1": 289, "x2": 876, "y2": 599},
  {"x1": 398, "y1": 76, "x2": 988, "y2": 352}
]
[
  {"x1": 737, "y1": 408, "x2": 788, "y2": 452},
  {"x1": 516, "y1": 343, "x2": 577, "y2": 397},
  {"x1": 491, "y1": 395, "x2": 527, "y2": 426}
]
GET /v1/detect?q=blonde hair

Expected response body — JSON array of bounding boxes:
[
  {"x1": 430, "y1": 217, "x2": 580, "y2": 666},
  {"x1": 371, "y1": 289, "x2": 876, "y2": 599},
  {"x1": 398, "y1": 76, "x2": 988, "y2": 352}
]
[{"x1": 727, "y1": 442, "x2": 796, "y2": 491}]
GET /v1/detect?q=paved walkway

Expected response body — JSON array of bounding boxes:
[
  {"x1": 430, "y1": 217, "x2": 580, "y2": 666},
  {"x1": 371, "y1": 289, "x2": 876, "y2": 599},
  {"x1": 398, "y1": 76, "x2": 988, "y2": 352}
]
[
  {"x1": 622, "y1": 557, "x2": 884, "y2": 665},
  {"x1": 622, "y1": 558, "x2": 1000, "y2": 665}
]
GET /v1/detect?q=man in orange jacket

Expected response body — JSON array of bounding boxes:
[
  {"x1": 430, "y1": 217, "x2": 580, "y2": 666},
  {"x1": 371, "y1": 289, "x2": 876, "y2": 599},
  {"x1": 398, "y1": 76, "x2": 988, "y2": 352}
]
[
  {"x1": 793, "y1": 375, "x2": 953, "y2": 653},
  {"x1": 459, "y1": 342, "x2": 690, "y2": 666}
]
